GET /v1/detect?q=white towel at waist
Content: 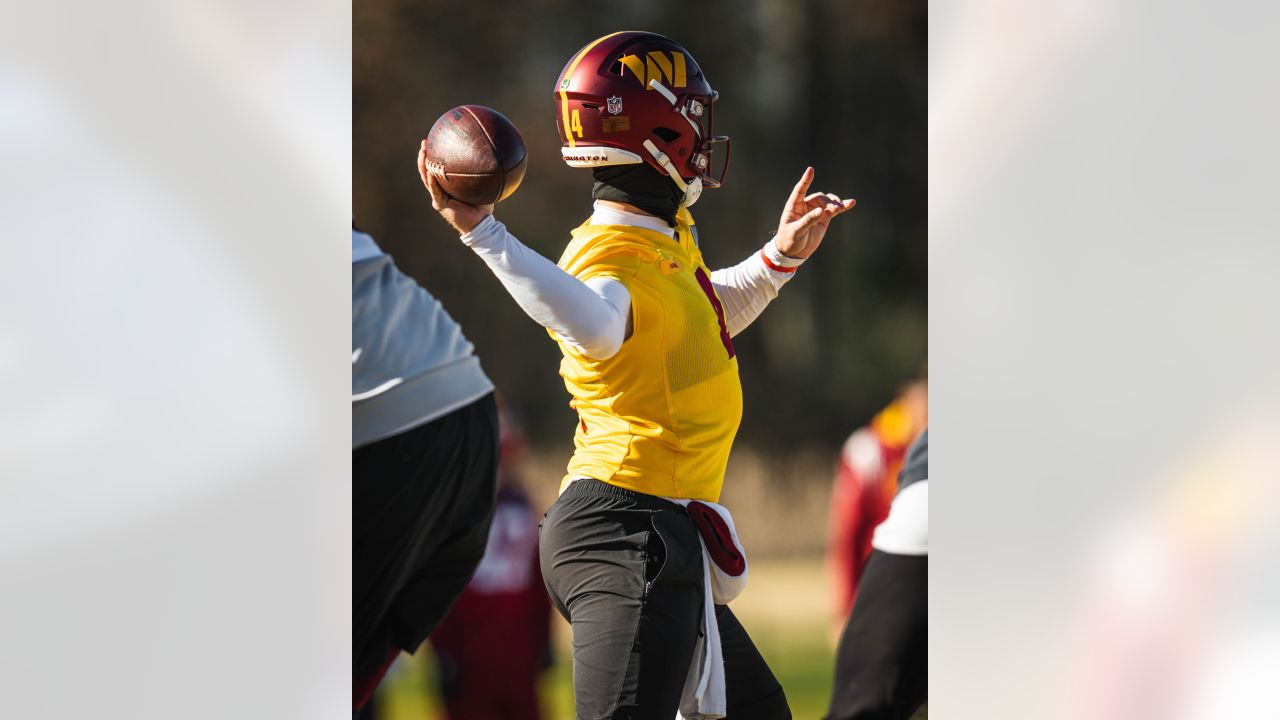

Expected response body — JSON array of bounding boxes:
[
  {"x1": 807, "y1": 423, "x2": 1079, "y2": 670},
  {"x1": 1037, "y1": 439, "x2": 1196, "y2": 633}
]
[{"x1": 663, "y1": 499, "x2": 749, "y2": 720}]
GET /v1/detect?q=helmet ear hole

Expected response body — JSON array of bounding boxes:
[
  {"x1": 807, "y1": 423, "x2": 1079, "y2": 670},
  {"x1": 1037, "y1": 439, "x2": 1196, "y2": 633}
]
[{"x1": 653, "y1": 126, "x2": 681, "y2": 143}]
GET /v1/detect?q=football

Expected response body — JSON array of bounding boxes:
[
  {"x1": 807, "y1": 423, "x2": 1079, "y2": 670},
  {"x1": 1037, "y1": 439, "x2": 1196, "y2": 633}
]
[{"x1": 424, "y1": 105, "x2": 527, "y2": 206}]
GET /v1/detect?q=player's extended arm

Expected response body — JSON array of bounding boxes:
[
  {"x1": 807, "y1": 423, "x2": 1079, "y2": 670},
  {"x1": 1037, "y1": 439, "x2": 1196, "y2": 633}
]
[
  {"x1": 461, "y1": 215, "x2": 631, "y2": 360},
  {"x1": 418, "y1": 143, "x2": 632, "y2": 360},
  {"x1": 713, "y1": 167, "x2": 856, "y2": 337},
  {"x1": 710, "y1": 241, "x2": 802, "y2": 338}
]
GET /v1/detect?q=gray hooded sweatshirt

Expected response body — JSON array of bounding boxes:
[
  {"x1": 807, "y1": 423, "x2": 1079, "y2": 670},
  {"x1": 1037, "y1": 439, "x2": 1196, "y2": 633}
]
[{"x1": 352, "y1": 228, "x2": 492, "y2": 448}]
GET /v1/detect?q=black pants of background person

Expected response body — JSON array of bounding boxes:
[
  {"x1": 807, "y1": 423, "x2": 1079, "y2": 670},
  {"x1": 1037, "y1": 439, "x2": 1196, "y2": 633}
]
[
  {"x1": 353, "y1": 393, "x2": 499, "y2": 693},
  {"x1": 825, "y1": 550, "x2": 928, "y2": 720},
  {"x1": 539, "y1": 478, "x2": 791, "y2": 720}
]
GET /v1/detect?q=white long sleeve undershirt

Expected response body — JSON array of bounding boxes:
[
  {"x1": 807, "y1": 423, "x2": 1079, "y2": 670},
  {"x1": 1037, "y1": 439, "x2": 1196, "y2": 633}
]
[
  {"x1": 711, "y1": 241, "x2": 803, "y2": 337},
  {"x1": 460, "y1": 215, "x2": 630, "y2": 359},
  {"x1": 460, "y1": 205, "x2": 803, "y2": 360}
]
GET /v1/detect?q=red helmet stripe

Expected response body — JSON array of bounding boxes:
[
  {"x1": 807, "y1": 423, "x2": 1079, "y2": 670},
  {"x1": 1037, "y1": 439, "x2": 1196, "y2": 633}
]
[{"x1": 559, "y1": 31, "x2": 627, "y2": 148}]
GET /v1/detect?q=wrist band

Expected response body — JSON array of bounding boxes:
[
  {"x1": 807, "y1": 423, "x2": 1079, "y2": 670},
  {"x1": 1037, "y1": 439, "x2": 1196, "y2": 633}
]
[{"x1": 760, "y1": 240, "x2": 803, "y2": 274}]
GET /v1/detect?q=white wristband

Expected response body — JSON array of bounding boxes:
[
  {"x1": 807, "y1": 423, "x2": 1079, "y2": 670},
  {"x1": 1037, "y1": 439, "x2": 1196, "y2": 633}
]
[{"x1": 761, "y1": 238, "x2": 805, "y2": 274}]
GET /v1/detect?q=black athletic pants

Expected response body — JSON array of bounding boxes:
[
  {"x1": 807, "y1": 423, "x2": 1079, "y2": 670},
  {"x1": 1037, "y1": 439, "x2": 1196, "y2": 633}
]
[
  {"x1": 353, "y1": 393, "x2": 499, "y2": 685},
  {"x1": 539, "y1": 478, "x2": 790, "y2": 720},
  {"x1": 825, "y1": 550, "x2": 928, "y2": 720}
]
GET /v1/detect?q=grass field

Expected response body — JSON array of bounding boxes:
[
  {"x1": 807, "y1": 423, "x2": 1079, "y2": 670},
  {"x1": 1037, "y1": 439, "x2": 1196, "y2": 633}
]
[{"x1": 373, "y1": 558, "x2": 924, "y2": 719}]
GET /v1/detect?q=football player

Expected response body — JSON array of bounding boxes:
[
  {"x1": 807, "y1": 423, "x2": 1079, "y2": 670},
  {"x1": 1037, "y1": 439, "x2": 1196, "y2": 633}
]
[{"x1": 419, "y1": 31, "x2": 855, "y2": 720}]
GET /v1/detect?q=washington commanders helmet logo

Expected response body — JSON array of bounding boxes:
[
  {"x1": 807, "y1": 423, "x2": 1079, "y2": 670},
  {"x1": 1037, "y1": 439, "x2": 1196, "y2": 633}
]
[
  {"x1": 606, "y1": 96, "x2": 623, "y2": 115},
  {"x1": 619, "y1": 51, "x2": 688, "y2": 89}
]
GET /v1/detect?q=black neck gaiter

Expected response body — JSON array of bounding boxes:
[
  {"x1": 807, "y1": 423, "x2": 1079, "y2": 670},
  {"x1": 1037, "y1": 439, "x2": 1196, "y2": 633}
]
[{"x1": 592, "y1": 164, "x2": 683, "y2": 227}]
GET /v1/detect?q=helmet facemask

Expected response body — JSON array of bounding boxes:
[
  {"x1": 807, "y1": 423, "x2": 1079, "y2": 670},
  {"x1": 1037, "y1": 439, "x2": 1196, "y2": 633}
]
[{"x1": 642, "y1": 80, "x2": 730, "y2": 205}]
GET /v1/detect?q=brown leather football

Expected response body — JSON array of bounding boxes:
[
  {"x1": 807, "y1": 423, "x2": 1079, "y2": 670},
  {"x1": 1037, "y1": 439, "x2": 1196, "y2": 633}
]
[{"x1": 424, "y1": 105, "x2": 527, "y2": 206}]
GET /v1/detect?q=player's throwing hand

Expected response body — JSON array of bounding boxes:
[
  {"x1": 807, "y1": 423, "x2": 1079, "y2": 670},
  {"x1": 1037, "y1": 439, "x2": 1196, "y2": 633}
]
[
  {"x1": 418, "y1": 139, "x2": 494, "y2": 236},
  {"x1": 773, "y1": 167, "x2": 856, "y2": 260}
]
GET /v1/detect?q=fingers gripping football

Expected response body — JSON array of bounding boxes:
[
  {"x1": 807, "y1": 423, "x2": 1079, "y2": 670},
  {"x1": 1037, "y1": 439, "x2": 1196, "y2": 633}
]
[{"x1": 418, "y1": 140, "x2": 494, "y2": 235}]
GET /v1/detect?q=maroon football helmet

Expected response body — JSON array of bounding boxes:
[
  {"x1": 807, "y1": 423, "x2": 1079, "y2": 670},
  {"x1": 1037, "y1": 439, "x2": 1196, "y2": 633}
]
[{"x1": 554, "y1": 31, "x2": 730, "y2": 206}]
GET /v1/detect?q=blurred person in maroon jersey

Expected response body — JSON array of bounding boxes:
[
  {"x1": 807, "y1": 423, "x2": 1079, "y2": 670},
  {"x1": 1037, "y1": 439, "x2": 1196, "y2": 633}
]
[
  {"x1": 826, "y1": 380, "x2": 927, "y2": 630},
  {"x1": 428, "y1": 402, "x2": 553, "y2": 720}
]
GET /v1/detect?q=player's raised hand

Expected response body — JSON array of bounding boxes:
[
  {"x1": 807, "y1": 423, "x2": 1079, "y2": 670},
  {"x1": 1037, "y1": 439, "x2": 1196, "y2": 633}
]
[
  {"x1": 773, "y1": 167, "x2": 856, "y2": 260},
  {"x1": 418, "y1": 140, "x2": 494, "y2": 236}
]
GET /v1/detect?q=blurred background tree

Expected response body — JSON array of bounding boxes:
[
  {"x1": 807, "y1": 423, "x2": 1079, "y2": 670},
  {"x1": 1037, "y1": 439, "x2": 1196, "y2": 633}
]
[{"x1": 355, "y1": 0, "x2": 925, "y2": 462}]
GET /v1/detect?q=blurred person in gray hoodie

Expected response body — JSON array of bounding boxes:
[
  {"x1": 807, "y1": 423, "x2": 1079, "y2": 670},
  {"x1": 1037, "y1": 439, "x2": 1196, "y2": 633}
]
[{"x1": 351, "y1": 222, "x2": 499, "y2": 715}]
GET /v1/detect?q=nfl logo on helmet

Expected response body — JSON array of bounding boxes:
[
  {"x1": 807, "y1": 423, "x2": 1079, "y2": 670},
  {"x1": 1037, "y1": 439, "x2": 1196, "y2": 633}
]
[{"x1": 606, "y1": 96, "x2": 623, "y2": 115}]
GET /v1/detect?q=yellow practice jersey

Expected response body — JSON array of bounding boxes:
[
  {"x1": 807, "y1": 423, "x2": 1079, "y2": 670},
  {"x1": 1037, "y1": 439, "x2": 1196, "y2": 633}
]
[{"x1": 551, "y1": 208, "x2": 743, "y2": 502}]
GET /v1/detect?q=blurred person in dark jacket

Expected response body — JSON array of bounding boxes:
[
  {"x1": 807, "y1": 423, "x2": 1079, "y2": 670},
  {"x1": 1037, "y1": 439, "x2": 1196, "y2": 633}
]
[{"x1": 352, "y1": 222, "x2": 500, "y2": 715}]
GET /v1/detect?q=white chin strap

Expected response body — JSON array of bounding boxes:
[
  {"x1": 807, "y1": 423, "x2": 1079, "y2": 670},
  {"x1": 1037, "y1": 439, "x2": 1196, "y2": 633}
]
[
  {"x1": 642, "y1": 139, "x2": 702, "y2": 208},
  {"x1": 681, "y1": 177, "x2": 703, "y2": 208},
  {"x1": 649, "y1": 79, "x2": 704, "y2": 139}
]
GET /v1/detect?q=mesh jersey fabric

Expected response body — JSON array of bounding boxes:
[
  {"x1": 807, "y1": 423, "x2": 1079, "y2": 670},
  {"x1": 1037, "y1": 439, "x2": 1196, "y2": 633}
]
[{"x1": 551, "y1": 207, "x2": 743, "y2": 502}]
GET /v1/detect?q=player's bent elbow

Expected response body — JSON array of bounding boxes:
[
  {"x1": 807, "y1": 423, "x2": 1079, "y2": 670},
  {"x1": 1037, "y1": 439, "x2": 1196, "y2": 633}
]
[{"x1": 579, "y1": 329, "x2": 624, "y2": 361}]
